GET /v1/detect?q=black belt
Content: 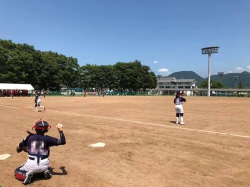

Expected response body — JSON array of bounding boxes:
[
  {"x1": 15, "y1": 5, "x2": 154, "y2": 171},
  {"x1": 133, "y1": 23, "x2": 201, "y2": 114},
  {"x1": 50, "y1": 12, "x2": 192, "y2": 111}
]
[{"x1": 29, "y1": 156, "x2": 48, "y2": 160}]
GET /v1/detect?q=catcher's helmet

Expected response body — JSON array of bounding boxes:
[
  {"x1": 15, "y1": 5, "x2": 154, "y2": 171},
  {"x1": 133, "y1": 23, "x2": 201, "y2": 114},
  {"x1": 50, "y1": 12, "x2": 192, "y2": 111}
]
[{"x1": 32, "y1": 119, "x2": 51, "y2": 134}]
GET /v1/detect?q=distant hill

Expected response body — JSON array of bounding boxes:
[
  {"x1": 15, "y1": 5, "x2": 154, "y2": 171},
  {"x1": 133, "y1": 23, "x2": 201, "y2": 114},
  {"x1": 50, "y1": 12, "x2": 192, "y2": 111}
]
[
  {"x1": 168, "y1": 71, "x2": 250, "y2": 88},
  {"x1": 168, "y1": 71, "x2": 205, "y2": 85},
  {"x1": 209, "y1": 71, "x2": 250, "y2": 88}
]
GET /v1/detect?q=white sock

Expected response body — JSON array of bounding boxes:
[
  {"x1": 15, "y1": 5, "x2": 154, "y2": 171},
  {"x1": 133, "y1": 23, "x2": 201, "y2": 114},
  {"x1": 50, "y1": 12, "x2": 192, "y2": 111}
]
[{"x1": 180, "y1": 117, "x2": 184, "y2": 123}]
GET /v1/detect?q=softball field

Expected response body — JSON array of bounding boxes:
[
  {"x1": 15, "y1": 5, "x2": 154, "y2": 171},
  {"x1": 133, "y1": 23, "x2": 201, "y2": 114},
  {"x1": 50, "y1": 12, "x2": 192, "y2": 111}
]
[{"x1": 0, "y1": 96, "x2": 250, "y2": 187}]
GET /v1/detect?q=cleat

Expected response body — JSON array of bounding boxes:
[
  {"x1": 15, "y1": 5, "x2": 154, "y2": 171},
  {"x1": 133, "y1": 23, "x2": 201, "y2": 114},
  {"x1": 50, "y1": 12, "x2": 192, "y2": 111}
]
[
  {"x1": 22, "y1": 172, "x2": 33, "y2": 185},
  {"x1": 180, "y1": 122, "x2": 185, "y2": 125},
  {"x1": 175, "y1": 122, "x2": 179, "y2": 124},
  {"x1": 44, "y1": 170, "x2": 52, "y2": 179}
]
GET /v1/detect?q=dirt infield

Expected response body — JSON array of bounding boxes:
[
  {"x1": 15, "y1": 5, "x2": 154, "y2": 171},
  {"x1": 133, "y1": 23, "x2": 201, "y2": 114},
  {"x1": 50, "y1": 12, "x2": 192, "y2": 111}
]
[{"x1": 0, "y1": 96, "x2": 250, "y2": 187}]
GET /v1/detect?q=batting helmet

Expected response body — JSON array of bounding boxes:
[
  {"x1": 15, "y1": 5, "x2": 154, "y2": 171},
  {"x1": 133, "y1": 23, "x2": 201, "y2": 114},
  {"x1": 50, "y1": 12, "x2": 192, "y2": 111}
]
[{"x1": 32, "y1": 119, "x2": 51, "y2": 134}]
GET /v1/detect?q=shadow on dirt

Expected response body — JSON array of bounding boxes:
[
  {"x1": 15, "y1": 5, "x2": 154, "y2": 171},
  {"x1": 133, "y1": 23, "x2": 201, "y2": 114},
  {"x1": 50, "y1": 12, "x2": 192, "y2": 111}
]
[
  {"x1": 49, "y1": 166, "x2": 68, "y2": 175},
  {"x1": 170, "y1": 121, "x2": 177, "y2": 124},
  {"x1": 32, "y1": 166, "x2": 67, "y2": 182}
]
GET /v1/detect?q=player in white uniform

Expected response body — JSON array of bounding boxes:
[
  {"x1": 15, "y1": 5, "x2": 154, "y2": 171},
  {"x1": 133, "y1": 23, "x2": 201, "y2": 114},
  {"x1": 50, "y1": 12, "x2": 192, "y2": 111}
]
[
  {"x1": 174, "y1": 91, "x2": 186, "y2": 125},
  {"x1": 35, "y1": 91, "x2": 45, "y2": 112}
]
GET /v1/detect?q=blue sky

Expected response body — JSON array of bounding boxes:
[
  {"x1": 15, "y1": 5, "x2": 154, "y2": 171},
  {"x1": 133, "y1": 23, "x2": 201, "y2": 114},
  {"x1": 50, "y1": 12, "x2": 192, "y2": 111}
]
[{"x1": 1, "y1": 0, "x2": 250, "y2": 78}]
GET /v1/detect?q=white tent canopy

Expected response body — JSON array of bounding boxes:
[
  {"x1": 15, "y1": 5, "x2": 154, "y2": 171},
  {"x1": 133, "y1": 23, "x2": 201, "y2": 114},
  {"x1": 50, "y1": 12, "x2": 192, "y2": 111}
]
[{"x1": 0, "y1": 83, "x2": 34, "y2": 91}]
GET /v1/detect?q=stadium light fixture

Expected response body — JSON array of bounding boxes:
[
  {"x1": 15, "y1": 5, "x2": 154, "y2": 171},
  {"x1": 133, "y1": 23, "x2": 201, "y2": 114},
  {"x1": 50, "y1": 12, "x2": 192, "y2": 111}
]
[{"x1": 201, "y1": 46, "x2": 219, "y2": 96}]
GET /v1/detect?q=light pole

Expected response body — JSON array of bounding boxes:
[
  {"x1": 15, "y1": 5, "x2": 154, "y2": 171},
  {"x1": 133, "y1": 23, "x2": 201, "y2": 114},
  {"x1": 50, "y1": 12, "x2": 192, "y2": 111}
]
[
  {"x1": 234, "y1": 76, "x2": 239, "y2": 88},
  {"x1": 202, "y1": 46, "x2": 219, "y2": 96},
  {"x1": 217, "y1": 72, "x2": 224, "y2": 82}
]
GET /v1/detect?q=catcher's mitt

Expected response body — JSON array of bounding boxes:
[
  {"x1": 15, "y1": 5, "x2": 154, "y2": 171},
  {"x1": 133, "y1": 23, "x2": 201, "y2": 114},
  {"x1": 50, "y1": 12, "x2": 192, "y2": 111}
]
[{"x1": 16, "y1": 144, "x2": 28, "y2": 153}]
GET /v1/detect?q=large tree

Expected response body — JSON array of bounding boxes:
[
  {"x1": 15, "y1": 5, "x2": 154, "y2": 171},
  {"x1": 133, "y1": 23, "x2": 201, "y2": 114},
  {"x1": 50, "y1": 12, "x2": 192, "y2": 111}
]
[
  {"x1": 237, "y1": 81, "x2": 244, "y2": 89},
  {"x1": 0, "y1": 39, "x2": 157, "y2": 91},
  {"x1": 199, "y1": 80, "x2": 224, "y2": 88}
]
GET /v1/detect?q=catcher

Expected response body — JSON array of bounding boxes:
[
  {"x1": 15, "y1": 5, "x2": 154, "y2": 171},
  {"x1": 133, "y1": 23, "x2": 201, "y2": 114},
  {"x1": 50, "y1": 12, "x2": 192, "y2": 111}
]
[{"x1": 14, "y1": 119, "x2": 66, "y2": 185}]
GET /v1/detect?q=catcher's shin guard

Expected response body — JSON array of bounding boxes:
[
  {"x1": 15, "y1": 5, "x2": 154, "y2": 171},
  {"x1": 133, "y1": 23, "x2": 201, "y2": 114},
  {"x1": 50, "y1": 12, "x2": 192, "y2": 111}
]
[
  {"x1": 15, "y1": 172, "x2": 26, "y2": 181},
  {"x1": 14, "y1": 168, "x2": 26, "y2": 181}
]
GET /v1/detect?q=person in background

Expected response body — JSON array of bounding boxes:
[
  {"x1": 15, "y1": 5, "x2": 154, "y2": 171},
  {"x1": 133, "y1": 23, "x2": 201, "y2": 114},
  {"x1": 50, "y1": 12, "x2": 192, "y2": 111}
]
[{"x1": 43, "y1": 90, "x2": 46, "y2": 98}]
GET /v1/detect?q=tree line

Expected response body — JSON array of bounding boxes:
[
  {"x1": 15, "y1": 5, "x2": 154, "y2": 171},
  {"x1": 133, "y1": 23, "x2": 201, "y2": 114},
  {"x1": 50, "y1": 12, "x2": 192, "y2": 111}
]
[
  {"x1": 0, "y1": 39, "x2": 157, "y2": 91},
  {"x1": 198, "y1": 79, "x2": 245, "y2": 89}
]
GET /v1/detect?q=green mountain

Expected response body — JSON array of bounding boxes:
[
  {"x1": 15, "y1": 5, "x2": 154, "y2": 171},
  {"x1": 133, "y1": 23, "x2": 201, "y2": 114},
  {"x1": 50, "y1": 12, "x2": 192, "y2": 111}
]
[
  {"x1": 209, "y1": 71, "x2": 250, "y2": 88},
  {"x1": 168, "y1": 71, "x2": 205, "y2": 85},
  {"x1": 168, "y1": 71, "x2": 250, "y2": 88}
]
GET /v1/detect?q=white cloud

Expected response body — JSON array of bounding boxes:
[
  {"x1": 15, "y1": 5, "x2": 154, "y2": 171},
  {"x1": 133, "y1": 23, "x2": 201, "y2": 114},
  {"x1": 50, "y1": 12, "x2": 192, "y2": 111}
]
[
  {"x1": 158, "y1": 68, "x2": 169, "y2": 73},
  {"x1": 234, "y1": 66, "x2": 250, "y2": 73},
  {"x1": 236, "y1": 67, "x2": 243, "y2": 71},
  {"x1": 153, "y1": 61, "x2": 158, "y2": 64},
  {"x1": 225, "y1": 66, "x2": 250, "y2": 74}
]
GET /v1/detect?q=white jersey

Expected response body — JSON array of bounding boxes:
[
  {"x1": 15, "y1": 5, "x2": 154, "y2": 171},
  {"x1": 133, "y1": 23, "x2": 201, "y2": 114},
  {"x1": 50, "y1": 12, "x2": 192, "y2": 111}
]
[
  {"x1": 37, "y1": 96, "x2": 41, "y2": 103},
  {"x1": 174, "y1": 96, "x2": 186, "y2": 113},
  {"x1": 35, "y1": 94, "x2": 41, "y2": 104}
]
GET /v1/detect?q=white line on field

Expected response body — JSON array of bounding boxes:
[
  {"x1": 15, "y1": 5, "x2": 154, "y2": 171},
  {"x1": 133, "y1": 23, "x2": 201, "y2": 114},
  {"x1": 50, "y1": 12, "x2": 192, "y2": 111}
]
[
  {"x1": 49, "y1": 109, "x2": 250, "y2": 139},
  {"x1": 43, "y1": 100, "x2": 75, "y2": 102},
  {"x1": 0, "y1": 104, "x2": 19, "y2": 109},
  {"x1": 1, "y1": 103, "x2": 250, "y2": 139}
]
